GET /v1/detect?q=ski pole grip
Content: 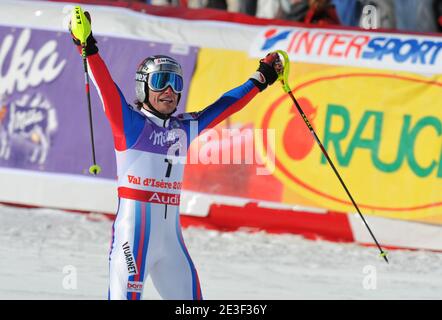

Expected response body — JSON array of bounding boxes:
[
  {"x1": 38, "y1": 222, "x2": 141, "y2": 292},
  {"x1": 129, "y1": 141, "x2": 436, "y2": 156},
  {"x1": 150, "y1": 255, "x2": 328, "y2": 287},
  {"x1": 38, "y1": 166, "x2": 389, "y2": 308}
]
[
  {"x1": 275, "y1": 50, "x2": 291, "y2": 93},
  {"x1": 71, "y1": 6, "x2": 91, "y2": 46}
]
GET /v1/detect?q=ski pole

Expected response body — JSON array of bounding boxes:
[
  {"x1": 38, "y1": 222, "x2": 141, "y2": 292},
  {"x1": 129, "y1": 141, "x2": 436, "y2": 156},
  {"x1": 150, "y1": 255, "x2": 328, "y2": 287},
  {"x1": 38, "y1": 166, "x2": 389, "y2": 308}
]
[
  {"x1": 275, "y1": 50, "x2": 388, "y2": 264},
  {"x1": 71, "y1": 6, "x2": 101, "y2": 175}
]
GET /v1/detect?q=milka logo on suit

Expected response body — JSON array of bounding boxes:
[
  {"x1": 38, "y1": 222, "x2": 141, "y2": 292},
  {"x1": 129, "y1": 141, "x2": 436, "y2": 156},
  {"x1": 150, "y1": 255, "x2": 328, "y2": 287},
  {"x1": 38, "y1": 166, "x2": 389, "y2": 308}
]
[
  {"x1": 122, "y1": 242, "x2": 138, "y2": 275},
  {"x1": 149, "y1": 129, "x2": 181, "y2": 147}
]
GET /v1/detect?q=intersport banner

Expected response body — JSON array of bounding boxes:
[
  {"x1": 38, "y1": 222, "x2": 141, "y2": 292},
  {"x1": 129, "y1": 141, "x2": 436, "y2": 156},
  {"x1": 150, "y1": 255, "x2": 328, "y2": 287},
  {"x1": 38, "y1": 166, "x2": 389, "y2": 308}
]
[
  {"x1": 249, "y1": 26, "x2": 442, "y2": 74},
  {"x1": 184, "y1": 47, "x2": 442, "y2": 225},
  {"x1": 0, "y1": 25, "x2": 197, "y2": 178}
]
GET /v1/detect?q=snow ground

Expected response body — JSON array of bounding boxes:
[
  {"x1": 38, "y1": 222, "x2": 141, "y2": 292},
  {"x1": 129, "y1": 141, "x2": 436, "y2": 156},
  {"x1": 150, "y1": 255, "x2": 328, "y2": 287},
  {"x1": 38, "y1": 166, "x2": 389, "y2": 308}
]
[{"x1": 0, "y1": 204, "x2": 441, "y2": 300}]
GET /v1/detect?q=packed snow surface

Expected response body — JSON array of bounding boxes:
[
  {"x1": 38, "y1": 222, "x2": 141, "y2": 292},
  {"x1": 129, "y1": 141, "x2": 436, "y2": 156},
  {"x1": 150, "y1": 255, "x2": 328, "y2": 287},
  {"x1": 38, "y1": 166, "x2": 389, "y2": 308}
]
[{"x1": 0, "y1": 205, "x2": 441, "y2": 300}]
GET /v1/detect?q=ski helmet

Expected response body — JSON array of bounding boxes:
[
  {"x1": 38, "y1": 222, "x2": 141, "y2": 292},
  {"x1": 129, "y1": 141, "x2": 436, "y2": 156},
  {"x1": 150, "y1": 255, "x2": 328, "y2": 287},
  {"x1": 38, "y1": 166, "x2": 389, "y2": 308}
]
[{"x1": 135, "y1": 55, "x2": 183, "y2": 105}]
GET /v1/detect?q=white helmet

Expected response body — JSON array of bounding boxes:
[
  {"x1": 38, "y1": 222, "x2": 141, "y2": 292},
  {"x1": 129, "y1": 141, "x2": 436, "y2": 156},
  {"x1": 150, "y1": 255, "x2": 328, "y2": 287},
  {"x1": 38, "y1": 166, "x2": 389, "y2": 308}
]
[{"x1": 135, "y1": 55, "x2": 183, "y2": 104}]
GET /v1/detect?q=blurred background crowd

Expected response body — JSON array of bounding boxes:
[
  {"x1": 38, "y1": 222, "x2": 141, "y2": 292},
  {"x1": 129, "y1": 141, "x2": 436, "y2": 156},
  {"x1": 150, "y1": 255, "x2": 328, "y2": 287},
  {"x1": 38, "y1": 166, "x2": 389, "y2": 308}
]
[{"x1": 114, "y1": 0, "x2": 442, "y2": 33}]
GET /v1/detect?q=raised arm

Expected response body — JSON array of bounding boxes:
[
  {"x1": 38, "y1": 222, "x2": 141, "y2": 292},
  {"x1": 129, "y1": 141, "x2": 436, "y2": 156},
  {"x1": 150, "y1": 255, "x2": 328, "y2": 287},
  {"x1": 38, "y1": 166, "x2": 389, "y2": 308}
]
[
  {"x1": 180, "y1": 52, "x2": 283, "y2": 139},
  {"x1": 70, "y1": 11, "x2": 144, "y2": 151},
  {"x1": 191, "y1": 79, "x2": 259, "y2": 132}
]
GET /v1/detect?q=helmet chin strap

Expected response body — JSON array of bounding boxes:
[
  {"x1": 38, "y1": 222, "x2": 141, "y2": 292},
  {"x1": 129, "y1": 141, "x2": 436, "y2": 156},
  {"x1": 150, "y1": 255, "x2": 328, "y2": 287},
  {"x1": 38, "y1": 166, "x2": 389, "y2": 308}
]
[
  {"x1": 143, "y1": 83, "x2": 181, "y2": 120},
  {"x1": 144, "y1": 100, "x2": 176, "y2": 120}
]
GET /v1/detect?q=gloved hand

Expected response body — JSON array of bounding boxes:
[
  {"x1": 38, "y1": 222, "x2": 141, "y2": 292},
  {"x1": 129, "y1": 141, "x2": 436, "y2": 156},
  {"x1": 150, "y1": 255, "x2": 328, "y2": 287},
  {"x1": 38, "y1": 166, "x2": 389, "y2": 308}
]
[
  {"x1": 250, "y1": 52, "x2": 284, "y2": 91},
  {"x1": 69, "y1": 11, "x2": 98, "y2": 56}
]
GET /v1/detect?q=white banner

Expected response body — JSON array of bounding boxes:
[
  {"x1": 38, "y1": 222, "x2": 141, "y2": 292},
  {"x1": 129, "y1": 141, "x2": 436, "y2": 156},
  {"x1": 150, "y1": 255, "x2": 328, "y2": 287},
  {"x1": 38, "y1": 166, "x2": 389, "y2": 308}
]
[{"x1": 249, "y1": 27, "x2": 442, "y2": 75}]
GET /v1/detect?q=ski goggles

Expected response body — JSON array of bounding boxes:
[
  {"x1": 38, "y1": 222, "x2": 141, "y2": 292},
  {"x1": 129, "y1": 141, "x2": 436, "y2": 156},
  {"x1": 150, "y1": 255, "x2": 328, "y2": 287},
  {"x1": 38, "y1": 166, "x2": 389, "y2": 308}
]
[{"x1": 147, "y1": 72, "x2": 184, "y2": 94}]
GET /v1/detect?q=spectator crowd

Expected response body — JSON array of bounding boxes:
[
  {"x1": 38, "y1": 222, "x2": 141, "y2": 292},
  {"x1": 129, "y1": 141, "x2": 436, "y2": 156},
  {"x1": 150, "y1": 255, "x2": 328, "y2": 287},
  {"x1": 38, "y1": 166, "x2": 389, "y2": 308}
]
[
  {"x1": 49, "y1": 0, "x2": 442, "y2": 32},
  {"x1": 87, "y1": 0, "x2": 442, "y2": 33}
]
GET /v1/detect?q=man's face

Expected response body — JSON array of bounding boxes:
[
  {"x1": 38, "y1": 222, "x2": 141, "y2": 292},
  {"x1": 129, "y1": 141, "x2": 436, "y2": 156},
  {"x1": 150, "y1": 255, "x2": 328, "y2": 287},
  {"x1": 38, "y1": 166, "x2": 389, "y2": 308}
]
[{"x1": 147, "y1": 86, "x2": 178, "y2": 115}]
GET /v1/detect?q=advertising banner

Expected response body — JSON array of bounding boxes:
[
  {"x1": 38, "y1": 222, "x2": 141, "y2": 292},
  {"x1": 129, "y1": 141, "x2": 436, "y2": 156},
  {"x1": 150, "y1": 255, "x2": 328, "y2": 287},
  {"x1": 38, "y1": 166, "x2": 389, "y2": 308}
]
[
  {"x1": 0, "y1": 26, "x2": 197, "y2": 179},
  {"x1": 249, "y1": 27, "x2": 442, "y2": 75},
  {"x1": 185, "y1": 47, "x2": 442, "y2": 224},
  {"x1": 0, "y1": 20, "x2": 440, "y2": 225}
]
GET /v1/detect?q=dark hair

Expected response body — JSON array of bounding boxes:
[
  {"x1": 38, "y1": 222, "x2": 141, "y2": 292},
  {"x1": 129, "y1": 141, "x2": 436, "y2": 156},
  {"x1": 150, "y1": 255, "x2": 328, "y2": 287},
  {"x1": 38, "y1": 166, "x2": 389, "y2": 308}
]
[{"x1": 133, "y1": 100, "x2": 143, "y2": 111}]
